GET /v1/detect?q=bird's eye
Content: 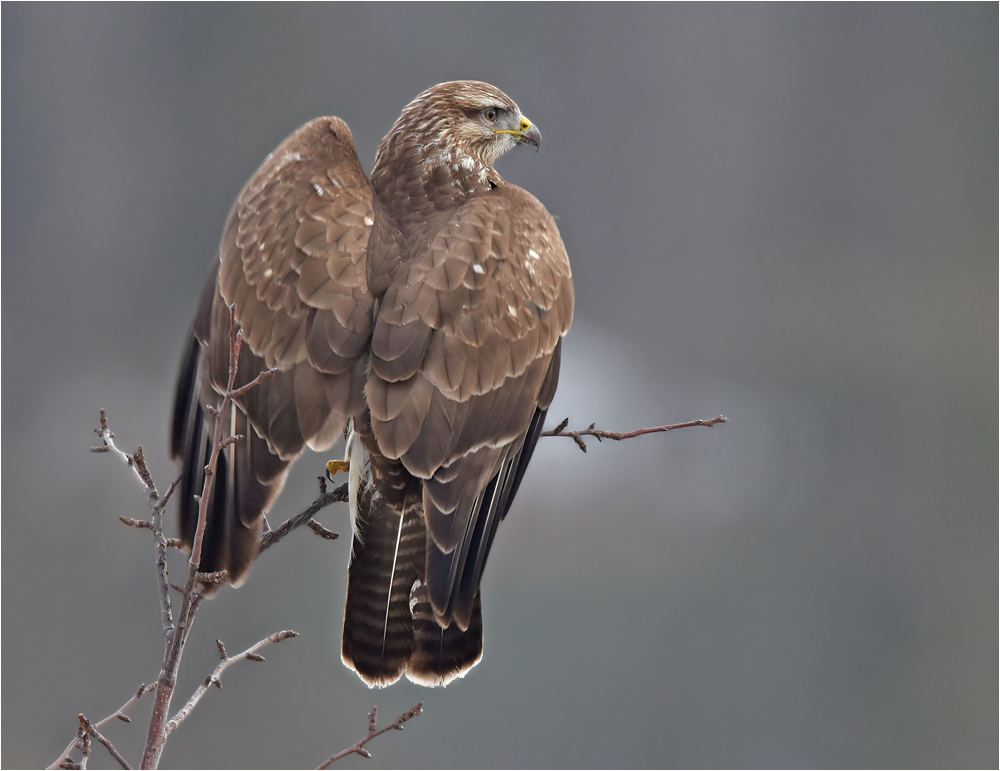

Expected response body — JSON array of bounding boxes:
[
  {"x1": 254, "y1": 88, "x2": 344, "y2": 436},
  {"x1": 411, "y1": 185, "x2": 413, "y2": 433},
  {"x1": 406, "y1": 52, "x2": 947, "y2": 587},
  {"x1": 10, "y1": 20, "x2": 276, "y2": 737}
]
[{"x1": 484, "y1": 108, "x2": 499, "y2": 123}]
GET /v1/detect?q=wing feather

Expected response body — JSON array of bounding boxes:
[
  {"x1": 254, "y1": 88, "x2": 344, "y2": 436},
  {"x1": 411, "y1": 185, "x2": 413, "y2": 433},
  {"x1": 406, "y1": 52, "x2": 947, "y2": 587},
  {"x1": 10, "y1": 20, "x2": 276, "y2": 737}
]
[
  {"x1": 366, "y1": 187, "x2": 573, "y2": 626},
  {"x1": 171, "y1": 116, "x2": 376, "y2": 587}
]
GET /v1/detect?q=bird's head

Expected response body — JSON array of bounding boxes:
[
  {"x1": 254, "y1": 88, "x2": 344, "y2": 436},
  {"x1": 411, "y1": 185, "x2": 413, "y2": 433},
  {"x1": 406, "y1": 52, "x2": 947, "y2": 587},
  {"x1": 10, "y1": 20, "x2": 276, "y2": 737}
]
[
  {"x1": 427, "y1": 81, "x2": 541, "y2": 164},
  {"x1": 376, "y1": 81, "x2": 541, "y2": 184}
]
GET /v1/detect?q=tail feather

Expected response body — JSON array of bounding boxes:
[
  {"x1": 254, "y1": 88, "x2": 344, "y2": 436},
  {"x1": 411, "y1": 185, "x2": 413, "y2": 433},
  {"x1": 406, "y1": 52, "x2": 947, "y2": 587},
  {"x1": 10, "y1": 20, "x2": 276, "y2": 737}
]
[
  {"x1": 408, "y1": 580, "x2": 483, "y2": 687},
  {"x1": 342, "y1": 486, "x2": 484, "y2": 687},
  {"x1": 341, "y1": 491, "x2": 421, "y2": 685}
]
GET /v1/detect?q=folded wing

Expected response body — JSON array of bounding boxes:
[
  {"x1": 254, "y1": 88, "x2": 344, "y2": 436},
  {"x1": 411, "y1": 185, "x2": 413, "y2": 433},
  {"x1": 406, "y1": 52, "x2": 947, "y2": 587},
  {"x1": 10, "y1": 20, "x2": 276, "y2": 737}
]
[
  {"x1": 366, "y1": 189, "x2": 574, "y2": 629},
  {"x1": 170, "y1": 117, "x2": 375, "y2": 585}
]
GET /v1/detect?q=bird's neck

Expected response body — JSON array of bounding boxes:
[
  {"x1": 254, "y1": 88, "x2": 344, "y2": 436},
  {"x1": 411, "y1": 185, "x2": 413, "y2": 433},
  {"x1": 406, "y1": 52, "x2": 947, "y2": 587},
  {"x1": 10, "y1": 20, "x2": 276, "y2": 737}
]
[{"x1": 372, "y1": 136, "x2": 497, "y2": 229}]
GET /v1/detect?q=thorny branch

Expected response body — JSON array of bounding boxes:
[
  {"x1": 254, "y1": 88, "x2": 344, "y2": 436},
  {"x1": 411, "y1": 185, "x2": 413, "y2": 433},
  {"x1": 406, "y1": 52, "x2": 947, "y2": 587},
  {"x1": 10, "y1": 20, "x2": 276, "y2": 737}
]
[
  {"x1": 316, "y1": 703, "x2": 425, "y2": 768},
  {"x1": 541, "y1": 414, "x2": 728, "y2": 453}
]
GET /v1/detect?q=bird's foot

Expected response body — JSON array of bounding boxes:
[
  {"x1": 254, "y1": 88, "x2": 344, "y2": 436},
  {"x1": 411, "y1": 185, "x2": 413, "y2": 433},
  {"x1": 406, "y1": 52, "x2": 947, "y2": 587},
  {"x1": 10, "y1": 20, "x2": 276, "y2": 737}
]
[{"x1": 326, "y1": 459, "x2": 350, "y2": 481}]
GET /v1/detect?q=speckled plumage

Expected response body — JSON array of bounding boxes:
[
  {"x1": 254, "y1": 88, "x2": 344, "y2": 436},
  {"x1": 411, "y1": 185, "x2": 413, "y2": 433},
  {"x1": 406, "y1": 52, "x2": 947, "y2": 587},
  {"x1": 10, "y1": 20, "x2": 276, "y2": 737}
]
[{"x1": 171, "y1": 82, "x2": 574, "y2": 687}]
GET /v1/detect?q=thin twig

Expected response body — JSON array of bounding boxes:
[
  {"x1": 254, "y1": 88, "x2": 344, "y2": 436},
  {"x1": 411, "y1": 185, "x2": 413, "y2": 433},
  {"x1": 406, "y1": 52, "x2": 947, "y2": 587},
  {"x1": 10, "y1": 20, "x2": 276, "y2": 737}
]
[
  {"x1": 195, "y1": 569, "x2": 228, "y2": 585},
  {"x1": 79, "y1": 715, "x2": 131, "y2": 770},
  {"x1": 119, "y1": 517, "x2": 152, "y2": 529},
  {"x1": 164, "y1": 631, "x2": 299, "y2": 735},
  {"x1": 90, "y1": 416, "x2": 169, "y2": 524},
  {"x1": 316, "y1": 703, "x2": 424, "y2": 768},
  {"x1": 307, "y1": 519, "x2": 340, "y2": 540},
  {"x1": 157, "y1": 475, "x2": 181, "y2": 511},
  {"x1": 229, "y1": 367, "x2": 279, "y2": 399},
  {"x1": 258, "y1": 483, "x2": 347, "y2": 553},
  {"x1": 91, "y1": 411, "x2": 183, "y2": 770},
  {"x1": 78, "y1": 727, "x2": 89, "y2": 771},
  {"x1": 93, "y1": 417, "x2": 178, "y2": 652},
  {"x1": 541, "y1": 415, "x2": 728, "y2": 453},
  {"x1": 48, "y1": 684, "x2": 156, "y2": 770}
]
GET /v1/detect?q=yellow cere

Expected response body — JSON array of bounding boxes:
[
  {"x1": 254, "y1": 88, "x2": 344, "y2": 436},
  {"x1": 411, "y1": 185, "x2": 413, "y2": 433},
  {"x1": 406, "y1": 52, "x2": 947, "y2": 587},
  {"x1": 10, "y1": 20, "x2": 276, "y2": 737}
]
[{"x1": 494, "y1": 116, "x2": 533, "y2": 138}]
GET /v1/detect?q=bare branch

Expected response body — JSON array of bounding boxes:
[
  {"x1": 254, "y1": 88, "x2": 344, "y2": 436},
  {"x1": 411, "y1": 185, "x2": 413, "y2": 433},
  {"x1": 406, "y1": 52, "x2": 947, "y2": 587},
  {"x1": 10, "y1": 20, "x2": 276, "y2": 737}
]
[
  {"x1": 157, "y1": 475, "x2": 181, "y2": 512},
  {"x1": 541, "y1": 414, "x2": 728, "y2": 453},
  {"x1": 78, "y1": 727, "x2": 90, "y2": 771},
  {"x1": 91, "y1": 411, "x2": 151, "y2": 500},
  {"x1": 306, "y1": 519, "x2": 340, "y2": 541},
  {"x1": 164, "y1": 631, "x2": 299, "y2": 736},
  {"x1": 316, "y1": 703, "x2": 424, "y2": 768},
  {"x1": 91, "y1": 410, "x2": 181, "y2": 771},
  {"x1": 229, "y1": 366, "x2": 279, "y2": 399},
  {"x1": 93, "y1": 417, "x2": 177, "y2": 649},
  {"x1": 119, "y1": 517, "x2": 152, "y2": 529},
  {"x1": 79, "y1": 715, "x2": 131, "y2": 770},
  {"x1": 141, "y1": 306, "x2": 287, "y2": 769},
  {"x1": 258, "y1": 482, "x2": 348, "y2": 554},
  {"x1": 218, "y1": 434, "x2": 244, "y2": 450},
  {"x1": 195, "y1": 569, "x2": 228, "y2": 586},
  {"x1": 48, "y1": 684, "x2": 156, "y2": 770}
]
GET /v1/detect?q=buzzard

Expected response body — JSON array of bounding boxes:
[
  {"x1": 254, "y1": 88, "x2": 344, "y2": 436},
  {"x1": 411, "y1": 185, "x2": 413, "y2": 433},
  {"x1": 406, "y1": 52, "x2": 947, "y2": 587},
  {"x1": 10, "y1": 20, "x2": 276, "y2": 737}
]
[{"x1": 171, "y1": 81, "x2": 574, "y2": 687}]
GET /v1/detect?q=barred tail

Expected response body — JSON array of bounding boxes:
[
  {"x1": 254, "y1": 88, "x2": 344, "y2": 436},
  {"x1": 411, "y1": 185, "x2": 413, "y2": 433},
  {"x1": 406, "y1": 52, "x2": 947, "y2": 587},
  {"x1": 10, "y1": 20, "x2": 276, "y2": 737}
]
[{"x1": 341, "y1": 487, "x2": 483, "y2": 687}]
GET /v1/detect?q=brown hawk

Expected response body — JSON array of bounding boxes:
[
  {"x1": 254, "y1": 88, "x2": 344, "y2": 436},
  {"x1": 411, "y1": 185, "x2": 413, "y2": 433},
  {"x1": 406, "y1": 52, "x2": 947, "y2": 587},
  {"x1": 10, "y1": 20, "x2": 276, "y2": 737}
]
[{"x1": 170, "y1": 81, "x2": 574, "y2": 686}]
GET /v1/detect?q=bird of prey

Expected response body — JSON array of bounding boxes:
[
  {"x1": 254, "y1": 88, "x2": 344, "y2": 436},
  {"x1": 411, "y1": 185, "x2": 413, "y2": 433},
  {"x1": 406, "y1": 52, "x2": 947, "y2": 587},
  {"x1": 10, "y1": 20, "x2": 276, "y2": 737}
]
[{"x1": 170, "y1": 81, "x2": 574, "y2": 687}]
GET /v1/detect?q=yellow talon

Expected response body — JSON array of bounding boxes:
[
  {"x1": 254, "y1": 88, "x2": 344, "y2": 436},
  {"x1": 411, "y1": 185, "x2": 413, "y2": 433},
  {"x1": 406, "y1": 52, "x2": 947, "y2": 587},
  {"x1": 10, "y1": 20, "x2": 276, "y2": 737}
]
[{"x1": 326, "y1": 460, "x2": 350, "y2": 476}]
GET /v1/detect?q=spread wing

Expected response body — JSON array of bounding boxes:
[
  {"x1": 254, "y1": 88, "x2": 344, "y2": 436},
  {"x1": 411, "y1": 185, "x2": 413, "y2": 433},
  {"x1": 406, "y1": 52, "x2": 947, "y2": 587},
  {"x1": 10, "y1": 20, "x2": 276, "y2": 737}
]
[
  {"x1": 365, "y1": 186, "x2": 574, "y2": 627},
  {"x1": 170, "y1": 117, "x2": 375, "y2": 585}
]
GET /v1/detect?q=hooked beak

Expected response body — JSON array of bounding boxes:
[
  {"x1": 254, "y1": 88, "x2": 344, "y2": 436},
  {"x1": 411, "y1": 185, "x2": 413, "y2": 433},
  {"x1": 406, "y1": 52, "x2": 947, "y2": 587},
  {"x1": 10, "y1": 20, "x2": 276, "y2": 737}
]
[
  {"x1": 495, "y1": 115, "x2": 542, "y2": 151},
  {"x1": 516, "y1": 117, "x2": 541, "y2": 150}
]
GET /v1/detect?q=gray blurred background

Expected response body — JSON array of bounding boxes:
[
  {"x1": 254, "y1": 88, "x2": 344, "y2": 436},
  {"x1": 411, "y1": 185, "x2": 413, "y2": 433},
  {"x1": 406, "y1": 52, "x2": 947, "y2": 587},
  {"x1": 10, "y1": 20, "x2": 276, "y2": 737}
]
[{"x1": 3, "y1": 4, "x2": 996, "y2": 768}]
